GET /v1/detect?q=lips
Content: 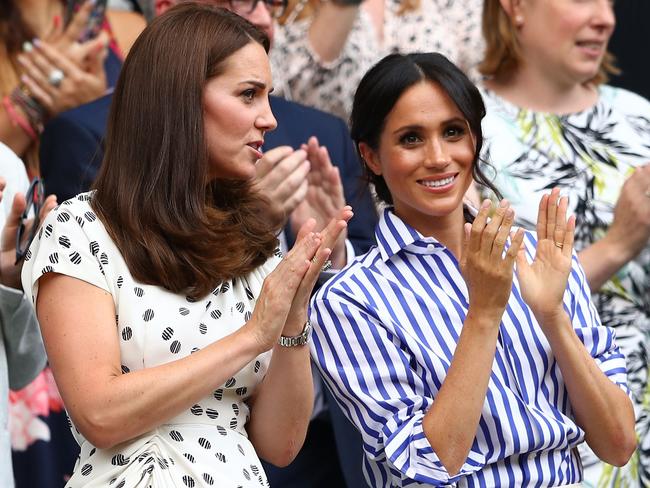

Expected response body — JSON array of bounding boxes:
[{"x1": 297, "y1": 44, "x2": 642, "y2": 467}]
[
  {"x1": 417, "y1": 173, "x2": 458, "y2": 190},
  {"x1": 246, "y1": 140, "x2": 264, "y2": 159}
]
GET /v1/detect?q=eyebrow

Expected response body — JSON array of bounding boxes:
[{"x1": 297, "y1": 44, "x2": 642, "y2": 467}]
[
  {"x1": 391, "y1": 117, "x2": 467, "y2": 135},
  {"x1": 239, "y1": 80, "x2": 267, "y2": 89}
]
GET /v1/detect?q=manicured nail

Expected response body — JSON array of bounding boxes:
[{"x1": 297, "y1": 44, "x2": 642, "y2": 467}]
[
  {"x1": 499, "y1": 199, "x2": 509, "y2": 208},
  {"x1": 32, "y1": 38, "x2": 41, "y2": 47},
  {"x1": 53, "y1": 15, "x2": 61, "y2": 28},
  {"x1": 481, "y1": 199, "x2": 491, "y2": 209},
  {"x1": 22, "y1": 41, "x2": 32, "y2": 53}
]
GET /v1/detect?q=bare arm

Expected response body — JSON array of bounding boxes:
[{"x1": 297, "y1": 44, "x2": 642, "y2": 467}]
[
  {"x1": 307, "y1": 3, "x2": 359, "y2": 64},
  {"x1": 422, "y1": 200, "x2": 524, "y2": 475},
  {"x1": 247, "y1": 209, "x2": 352, "y2": 466}
]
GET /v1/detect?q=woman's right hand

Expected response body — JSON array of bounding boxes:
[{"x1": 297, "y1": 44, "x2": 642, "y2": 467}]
[
  {"x1": 460, "y1": 199, "x2": 524, "y2": 324},
  {"x1": 17, "y1": 39, "x2": 107, "y2": 118},
  {"x1": 605, "y1": 164, "x2": 650, "y2": 261}
]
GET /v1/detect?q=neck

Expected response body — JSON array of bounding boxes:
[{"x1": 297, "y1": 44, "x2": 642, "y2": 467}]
[
  {"x1": 20, "y1": 0, "x2": 64, "y2": 38},
  {"x1": 397, "y1": 205, "x2": 467, "y2": 259},
  {"x1": 486, "y1": 62, "x2": 598, "y2": 114}
]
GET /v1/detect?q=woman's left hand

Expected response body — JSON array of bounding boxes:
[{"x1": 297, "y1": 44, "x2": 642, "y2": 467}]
[
  {"x1": 516, "y1": 188, "x2": 576, "y2": 324},
  {"x1": 283, "y1": 205, "x2": 353, "y2": 336},
  {"x1": 291, "y1": 137, "x2": 348, "y2": 269}
]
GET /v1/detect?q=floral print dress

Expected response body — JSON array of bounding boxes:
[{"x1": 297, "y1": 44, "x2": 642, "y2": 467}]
[
  {"x1": 480, "y1": 85, "x2": 650, "y2": 488},
  {"x1": 270, "y1": 0, "x2": 484, "y2": 121}
]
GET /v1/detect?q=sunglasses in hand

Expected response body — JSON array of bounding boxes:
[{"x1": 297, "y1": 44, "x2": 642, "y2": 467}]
[{"x1": 15, "y1": 178, "x2": 44, "y2": 265}]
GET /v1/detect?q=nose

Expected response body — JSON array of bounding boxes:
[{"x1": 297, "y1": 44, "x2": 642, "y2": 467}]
[
  {"x1": 247, "y1": 2, "x2": 274, "y2": 42},
  {"x1": 424, "y1": 138, "x2": 451, "y2": 169},
  {"x1": 593, "y1": 0, "x2": 615, "y2": 31},
  {"x1": 257, "y1": 98, "x2": 277, "y2": 133}
]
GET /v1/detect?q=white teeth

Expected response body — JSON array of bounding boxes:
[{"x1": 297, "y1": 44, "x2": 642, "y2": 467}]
[{"x1": 420, "y1": 176, "x2": 454, "y2": 188}]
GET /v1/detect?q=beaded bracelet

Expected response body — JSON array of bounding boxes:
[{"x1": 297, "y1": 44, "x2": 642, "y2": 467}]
[
  {"x1": 10, "y1": 87, "x2": 46, "y2": 135},
  {"x1": 2, "y1": 95, "x2": 37, "y2": 141}
]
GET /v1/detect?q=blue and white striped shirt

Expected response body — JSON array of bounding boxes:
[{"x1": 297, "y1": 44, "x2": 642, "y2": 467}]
[{"x1": 309, "y1": 209, "x2": 628, "y2": 488}]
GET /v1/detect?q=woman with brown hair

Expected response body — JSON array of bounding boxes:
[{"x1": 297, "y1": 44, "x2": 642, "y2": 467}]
[
  {"x1": 21, "y1": 3, "x2": 351, "y2": 486},
  {"x1": 267, "y1": 0, "x2": 484, "y2": 121},
  {"x1": 479, "y1": 0, "x2": 650, "y2": 486}
]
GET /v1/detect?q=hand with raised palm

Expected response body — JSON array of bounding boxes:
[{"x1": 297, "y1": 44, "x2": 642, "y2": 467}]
[{"x1": 516, "y1": 188, "x2": 576, "y2": 326}]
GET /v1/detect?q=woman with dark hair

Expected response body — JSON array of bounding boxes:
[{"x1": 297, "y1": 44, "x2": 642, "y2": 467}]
[
  {"x1": 479, "y1": 1, "x2": 650, "y2": 485},
  {"x1": 309, "y1": 52, "x2": 634, "y2": 487},
  {"x1": 20, "y1": 3, "x2": 351, "y2": 486}
]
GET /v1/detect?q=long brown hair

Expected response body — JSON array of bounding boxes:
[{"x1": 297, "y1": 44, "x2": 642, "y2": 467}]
[
  {"x1": 92, "y1": 3, "x2": 277, "y2": 299},
  {"x1": 479, "y1": 0, "x2": 618, "y2": 85}
]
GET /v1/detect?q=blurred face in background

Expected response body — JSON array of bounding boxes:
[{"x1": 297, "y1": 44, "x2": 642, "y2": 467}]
[
  {"x1": 511, "y1": 0, "x2": 615, "y2": 85},
  {"x1": 157, "y1": 0, "x2": 286, "y2": 44}
]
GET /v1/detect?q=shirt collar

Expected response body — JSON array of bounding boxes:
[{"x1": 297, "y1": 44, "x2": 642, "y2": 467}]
[{"x1": 375, "y1": 208, "x2": 445, "y2": 262}]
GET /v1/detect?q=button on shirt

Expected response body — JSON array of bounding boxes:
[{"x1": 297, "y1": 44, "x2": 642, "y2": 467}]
[{"x1": 309, "y1": 209, "x2": 628, "y2": 487}]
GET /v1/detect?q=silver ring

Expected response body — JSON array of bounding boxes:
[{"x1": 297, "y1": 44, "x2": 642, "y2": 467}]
[
  {"x1": 48, "y1": 68, "x2": 65, "y2": 88},
  {"x1": 321, "y1": 260, "x2": 332, "y2": 272}
]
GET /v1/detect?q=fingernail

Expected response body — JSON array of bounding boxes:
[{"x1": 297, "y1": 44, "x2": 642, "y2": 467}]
[
  {"x1": 506, "y1": 208, "x2": 514, "y2": 218},
  {"x1": 481, "y1": 199, "x2": 491, "y2": 209},
  {"x1": 499, "y1": 199, "x2": 509, "y2": 208},
  {"x1": 53, "y1": 15, "x2": 61, "y2": 28},
  {"x1": 22, "y1": 41, "x2": 32, "y2": 53},
  {"x1": 32, "y1": 38, "x2": 41, "y2": 47}
]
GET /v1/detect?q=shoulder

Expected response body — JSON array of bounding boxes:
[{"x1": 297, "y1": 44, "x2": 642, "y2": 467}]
[
  {"x1": 105, "y1": 10, "x2": 147, "y2": 57},
  {"x1": 599, "y1": 84, "x2": 650, "y2": 118}
]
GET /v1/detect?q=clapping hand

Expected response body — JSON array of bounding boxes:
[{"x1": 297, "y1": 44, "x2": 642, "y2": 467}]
[
  {"x1": 516, "y1": 188, "x2": 576, "y2": 325},
  {"x1": 291, "y1": 137, "x2": 348, "y2": 268},
  {"x1": 0, "y1": 178, "x2": 57, "y2": 289}
]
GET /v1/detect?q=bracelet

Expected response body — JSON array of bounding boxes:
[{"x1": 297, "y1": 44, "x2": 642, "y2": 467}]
[
  {"x1": 10, "y1": 87, "x2": 46, "y2": 134},
  {"x1": 3, "y1": 95, "x2": 37, "y2": 140},
  {"x1": 277, "y1": 320, "x2": 312, "y2": 347}
]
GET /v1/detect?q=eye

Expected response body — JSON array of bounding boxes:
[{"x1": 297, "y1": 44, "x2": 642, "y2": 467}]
[
  {"x1": 241, "y1": 88, "x2": 256, "y2": 102},
  {"x1": 443, "y1": 124, "x2": 467, "y2": 140},
  {"x1": 399, "y1": 132, "x2": 422, "y2": 146}
]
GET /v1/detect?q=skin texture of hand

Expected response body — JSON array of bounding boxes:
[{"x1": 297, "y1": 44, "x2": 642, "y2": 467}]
[
  {"x1": 253, "y1": 146, "x2": 310, "y2": 231},
  {"x1": 291, "y1": 137, "x2": 348, "y2": 268},
  {"x1": 17, "y1": 39, "x2": 108, "y2": 118},
  {"x1": 283, "y1": 206, "x2": 353, "y2": 335},
  {"x1": 460, "y1": 199, "x2": 525, "y2": 325},
  {"x1": 606, "y1": 164, "x2": 650, "y2": 261},
  {"x1": 0, "y1": 177, "x2": 57, "y2": 289},
  {"x1": 516, "y1": 188, "x2": 576, "y2": 324}
]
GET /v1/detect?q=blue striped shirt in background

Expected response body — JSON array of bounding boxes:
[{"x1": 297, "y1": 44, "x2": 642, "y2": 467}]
[{"x1": 310, "y1": 209, "x2": 628, "y2": 488}]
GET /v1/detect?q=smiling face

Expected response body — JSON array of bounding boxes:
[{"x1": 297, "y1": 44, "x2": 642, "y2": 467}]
[
  {"x1": 514, "y1": 0, "x2": 615, "y2": 85},
  {"x1": 360, "y1": 81, "x2": 476, "y2": 236},
  {"x1": 203, "y1": 41, "x2": 277, "y2": 181}
]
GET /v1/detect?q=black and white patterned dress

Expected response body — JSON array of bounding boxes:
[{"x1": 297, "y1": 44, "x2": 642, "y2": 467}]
[{"x1": 21, "y1": 192, "x2": 280, "y2": 488}]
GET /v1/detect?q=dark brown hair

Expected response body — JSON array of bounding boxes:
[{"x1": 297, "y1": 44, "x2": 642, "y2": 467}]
[
  {"x1": 350, "y1": 52, "x2": 502, "y2": 206},
  {"x1": 92, "y1": 2, "x2": 277, "y2": 299},
  {"x1": 479, "y1": 0, "x2": 618, "y2": 85}
]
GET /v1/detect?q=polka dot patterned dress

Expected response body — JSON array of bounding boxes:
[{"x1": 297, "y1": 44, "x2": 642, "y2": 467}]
[{"x1": 22, "y1": 193, "x2": 281, "y2": 488}]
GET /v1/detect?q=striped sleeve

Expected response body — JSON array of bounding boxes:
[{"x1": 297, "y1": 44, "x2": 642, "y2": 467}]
[
  {"x1": 310, "y1": 293, "x2": 486, "y2": 486},
  {"x1": 566, "y1": 253, "x2": 629, "y2": 394}
]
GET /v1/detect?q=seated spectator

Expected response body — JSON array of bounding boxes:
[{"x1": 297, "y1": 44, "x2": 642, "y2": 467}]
[
  {"x1": 310, "y1": 52, "x2": 635, "y2": 487},
  {"x1": 479, "y1": 0, "x2": 650, "y2": 484},
  {"x1": 269, "y1": 0, "x2": 485, "y2": 120},
  {"x1": 23, "y1": 4, "x2": 350, "y2": 486},
  {"x1": 0, "y1": 142, "x2": 56, "y2": 486}
]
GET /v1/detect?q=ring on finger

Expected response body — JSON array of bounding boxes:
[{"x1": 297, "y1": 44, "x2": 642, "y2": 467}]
[
  {"x1": 321, "y1": 260, "x2": 332, "y2": 272},
  {"x1": 554, "y1": 242, "x2": 563, "y2": 249},
  {"x1": 48, "y1": 68, "x2": 65, "y2": 88}
]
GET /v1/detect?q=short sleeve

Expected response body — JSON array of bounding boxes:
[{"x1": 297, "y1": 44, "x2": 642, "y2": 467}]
[{"x1": 21, "y1": 198, "x2": 111, "y2": 307}]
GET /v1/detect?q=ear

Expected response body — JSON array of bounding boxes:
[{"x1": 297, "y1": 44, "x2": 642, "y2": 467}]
[
  {"x1": 499, "y1": 0, "x2": 525, "y2": 26},
  {"x1": 155, "y1": 0, "x2": 174, "y2": 16},
  {"x1": 358, "y1": 142, "x2": 382, "y2": 176}
]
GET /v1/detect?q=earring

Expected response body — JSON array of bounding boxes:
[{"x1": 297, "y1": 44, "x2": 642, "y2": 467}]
[{"x1": 514, "y1": 15, "x2": 524, "y2": 26}]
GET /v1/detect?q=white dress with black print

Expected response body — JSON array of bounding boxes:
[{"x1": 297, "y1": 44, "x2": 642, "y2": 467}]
[{"x1": 21, "y1": 192, "x2": 280, "y2": 488}]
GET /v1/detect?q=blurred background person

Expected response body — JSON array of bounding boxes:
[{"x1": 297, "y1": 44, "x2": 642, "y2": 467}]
[
  {"x1": 479, "y1": 0, "x2": 650, "y2": 485},
  {"x1": 0, "y1": 0, "x2": 145, "y2": 177},
  {"x1": 267, "y1": 0, "x2": 485, "y2": 121}
]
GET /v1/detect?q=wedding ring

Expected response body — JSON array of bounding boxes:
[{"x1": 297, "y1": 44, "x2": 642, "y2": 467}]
[
  {"x1": 321, "y1": 260, "x2": 332, "y2": 272},
  {"x1": 554, "y1": 242, "x2": 563, "y2": 249},
  {"x1": 48, "y1": 68, "x2": 64, "y2": 88}
]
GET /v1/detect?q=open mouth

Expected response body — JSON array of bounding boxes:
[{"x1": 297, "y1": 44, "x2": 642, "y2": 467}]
[{"x1": 418, "y1": 174, "x2": 457, "y2": 189}]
